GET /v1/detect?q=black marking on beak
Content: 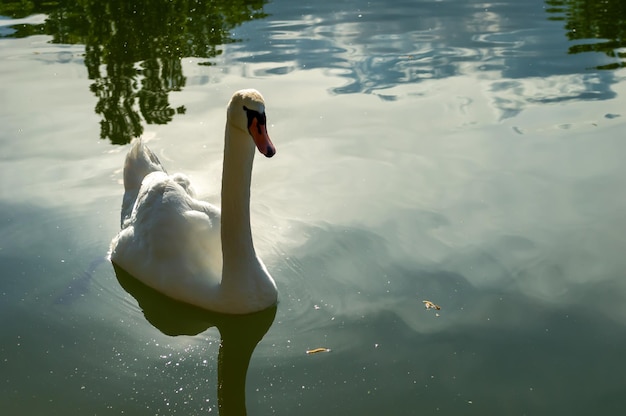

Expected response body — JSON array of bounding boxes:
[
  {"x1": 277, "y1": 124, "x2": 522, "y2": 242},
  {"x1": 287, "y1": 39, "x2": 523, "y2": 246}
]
[{"x1": 243, "y1": 105, "x2": 266, "y2": 134}]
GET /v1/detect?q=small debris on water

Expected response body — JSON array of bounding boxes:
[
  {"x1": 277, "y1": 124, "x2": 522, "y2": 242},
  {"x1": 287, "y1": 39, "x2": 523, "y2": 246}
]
[
  {"x1": 422, "y1": 300, "x2": 441, "y2": 310},
  {"x1": 306, "y1": 347, "x2": 331, "y2": 355}
]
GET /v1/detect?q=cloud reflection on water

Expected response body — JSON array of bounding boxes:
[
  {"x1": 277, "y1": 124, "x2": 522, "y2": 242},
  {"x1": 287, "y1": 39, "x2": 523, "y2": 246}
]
[
  {"x1": 256, "y1": 221, "x2": 626, "y2": 415},
  {"x1": 228, "y1": 0, "x2": 623, "y2": 119}
]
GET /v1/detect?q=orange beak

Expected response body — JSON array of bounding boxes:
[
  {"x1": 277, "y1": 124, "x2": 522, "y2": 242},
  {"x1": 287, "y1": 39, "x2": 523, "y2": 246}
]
[{"x1": 248, "y1": 117, "x2": 276, "y2": 158}]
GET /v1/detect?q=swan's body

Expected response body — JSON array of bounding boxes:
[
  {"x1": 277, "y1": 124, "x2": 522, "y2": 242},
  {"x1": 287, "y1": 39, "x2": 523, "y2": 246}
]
[{"x1": 109, "y1": 89, "x2": 277, "y2": 314}]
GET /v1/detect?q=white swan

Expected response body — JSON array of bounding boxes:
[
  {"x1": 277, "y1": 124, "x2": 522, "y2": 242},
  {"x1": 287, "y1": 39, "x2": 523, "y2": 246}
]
[{"x1": 109, "y1": 89, "x2": 278, "y2": 314}]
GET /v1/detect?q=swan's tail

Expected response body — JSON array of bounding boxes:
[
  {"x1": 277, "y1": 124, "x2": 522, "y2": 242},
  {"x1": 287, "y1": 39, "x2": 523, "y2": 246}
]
[
  {"x1": 123, "y1": 138, "x2": 166, "y2": 192},
  {"x1": 120, "y1": 138, "x2": 166, "y2": 226}
]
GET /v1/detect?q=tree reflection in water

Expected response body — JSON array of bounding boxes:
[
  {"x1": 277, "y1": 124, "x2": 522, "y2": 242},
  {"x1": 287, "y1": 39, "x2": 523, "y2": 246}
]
[
  {"x1": 546, "y1": 0, "x2": 626, "y2": 69},
  {"x1": 0, "y1": 0, "x2": 268, "y2": 144}
]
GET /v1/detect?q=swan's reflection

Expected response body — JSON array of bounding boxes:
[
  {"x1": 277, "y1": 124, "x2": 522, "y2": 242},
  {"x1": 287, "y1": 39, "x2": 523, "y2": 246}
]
[{"x1": 113, "y1": 265, "x2": 276, "y2": 416}]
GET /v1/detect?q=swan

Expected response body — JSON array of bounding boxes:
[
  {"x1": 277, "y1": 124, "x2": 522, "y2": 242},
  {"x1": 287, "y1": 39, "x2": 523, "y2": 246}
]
[{"x1": 109, "y1": 89, "x2": 278, "y2": 314}]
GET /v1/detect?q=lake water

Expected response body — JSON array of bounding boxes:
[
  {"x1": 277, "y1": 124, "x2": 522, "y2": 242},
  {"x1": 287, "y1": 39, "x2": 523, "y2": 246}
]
[{"x1": 1, "y1": 0, "x2": 626, "y2": 414}]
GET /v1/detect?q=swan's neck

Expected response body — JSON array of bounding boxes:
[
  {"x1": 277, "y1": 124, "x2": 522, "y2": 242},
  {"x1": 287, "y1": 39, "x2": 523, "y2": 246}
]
[{"x1": 220, "y1": 124, "x2": 257, "y2": 273}]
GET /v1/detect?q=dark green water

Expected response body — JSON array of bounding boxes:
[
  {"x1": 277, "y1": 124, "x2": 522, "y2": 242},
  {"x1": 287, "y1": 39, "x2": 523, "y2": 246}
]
[{"x1": 1, "y1": 0, "x2": 626, "y2": 414}]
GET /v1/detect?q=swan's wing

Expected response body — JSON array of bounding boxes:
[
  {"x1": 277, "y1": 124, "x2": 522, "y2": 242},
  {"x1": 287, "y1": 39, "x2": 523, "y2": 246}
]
[
  {"x1": 182, "y1": 198, "x2": 222, "y2": 278},
  {"x1": 111, "y1": 172, "x2": 223, "y2": 288},
  {"x1": 124, "y1": 139, "x2": 166, "y2": 190},
  {"x1": 121, "y1": 139, "x2": 167, "y2": 226}
]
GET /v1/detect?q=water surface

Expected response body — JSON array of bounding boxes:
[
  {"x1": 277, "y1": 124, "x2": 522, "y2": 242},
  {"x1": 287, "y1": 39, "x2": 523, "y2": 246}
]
[{"x1": 1, "y1": 0, "x2": 626, "y2": 414}]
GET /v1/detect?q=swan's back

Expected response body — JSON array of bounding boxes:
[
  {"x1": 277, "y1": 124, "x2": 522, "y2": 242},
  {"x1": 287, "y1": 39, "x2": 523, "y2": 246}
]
[{"x1": 110, "y1": 140, "x2": 223, "y2": 306}]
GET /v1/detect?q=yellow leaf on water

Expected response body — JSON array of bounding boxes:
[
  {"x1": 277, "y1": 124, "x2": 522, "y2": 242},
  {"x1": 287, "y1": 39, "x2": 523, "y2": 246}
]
[
  {"x1": 306, "y1": 347, "x2": 331, "y2": 355},
  {"x1": 422, "y1": 300, "x2": 441, "y2": 310}
]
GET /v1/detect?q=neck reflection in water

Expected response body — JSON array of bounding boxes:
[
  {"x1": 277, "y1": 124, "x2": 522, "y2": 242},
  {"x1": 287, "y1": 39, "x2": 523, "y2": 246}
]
[{"x1": 113, "y1": 265, "x2": 276, "y2": 416}]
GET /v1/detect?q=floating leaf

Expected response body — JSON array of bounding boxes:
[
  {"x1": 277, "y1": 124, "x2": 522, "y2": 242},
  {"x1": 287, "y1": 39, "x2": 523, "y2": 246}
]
[
  {"x1": 306, "y1": 347, "x2": 331, "y2": 355},
  {"x1": 422, "y1": 300, "x2": 441, "y2": 310}
]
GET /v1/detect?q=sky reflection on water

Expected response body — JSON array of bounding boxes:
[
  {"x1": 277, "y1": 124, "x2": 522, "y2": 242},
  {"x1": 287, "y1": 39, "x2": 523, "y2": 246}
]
[{"x1": 1, "y1": 0, "x2": 626, "y2": 415}]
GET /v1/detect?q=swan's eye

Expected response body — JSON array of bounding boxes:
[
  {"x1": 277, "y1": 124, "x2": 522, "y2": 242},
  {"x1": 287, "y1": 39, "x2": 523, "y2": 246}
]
[
  {"x1": 243, "y1": 105, "x2": 267, "y2": 133},
  {"x1": 243, "y1": 106, "x2": 266, "y2": 124}
]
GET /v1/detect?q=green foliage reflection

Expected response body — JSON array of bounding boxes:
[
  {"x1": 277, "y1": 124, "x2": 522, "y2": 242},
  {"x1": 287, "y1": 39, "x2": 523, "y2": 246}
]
[
  {"x1": 0, "y1": 0, "x2": 268, "y2": 144},
  {"x1": 546, "y1": 0, "x2": 626, "y2": 69}
]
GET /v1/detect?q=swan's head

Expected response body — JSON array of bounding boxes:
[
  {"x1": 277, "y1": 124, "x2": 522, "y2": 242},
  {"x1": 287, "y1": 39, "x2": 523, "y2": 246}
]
[{"x1": 227, "y1": 89, "x2": 276, "y2": 158}]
